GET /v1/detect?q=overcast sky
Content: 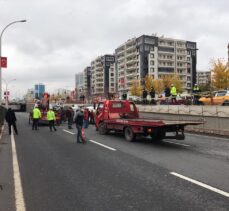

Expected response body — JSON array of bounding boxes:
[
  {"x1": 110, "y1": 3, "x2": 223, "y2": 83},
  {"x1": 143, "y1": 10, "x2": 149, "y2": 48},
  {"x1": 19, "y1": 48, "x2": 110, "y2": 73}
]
[{"x1": 0, "y1": 0, "x2": 228, "y2": 98}]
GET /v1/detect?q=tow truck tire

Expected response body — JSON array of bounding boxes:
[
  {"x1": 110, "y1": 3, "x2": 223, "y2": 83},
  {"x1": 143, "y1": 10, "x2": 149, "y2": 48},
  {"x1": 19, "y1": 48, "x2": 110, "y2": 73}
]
[
  {"x1": 98, "y1": 122, "x2": 108, "y2": 135},
  {"x1": 151, "y1": 130, "x2": 165, "y2": 142},
  {"x1": 124, "y1": 127, "x2": 136, "y2": 142}
]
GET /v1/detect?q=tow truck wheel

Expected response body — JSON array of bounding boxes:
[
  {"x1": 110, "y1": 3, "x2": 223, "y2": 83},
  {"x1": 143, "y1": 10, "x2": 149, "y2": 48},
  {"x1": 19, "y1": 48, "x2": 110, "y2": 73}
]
[
  {"x1": 98, "y1": 122, "x2": 108, "y2": 135},
  {"x1": 124, "y1": 127, "x2": 136, "y2": 142},
  {"x1": 151, "y1": 130, "x2": 165, "y2": 142}
]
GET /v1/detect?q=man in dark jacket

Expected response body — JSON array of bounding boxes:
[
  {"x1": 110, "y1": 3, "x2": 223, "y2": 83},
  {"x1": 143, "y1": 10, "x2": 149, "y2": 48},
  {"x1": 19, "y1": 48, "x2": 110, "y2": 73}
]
[
  {"x1": 74, "y1": 108, "x2": 85, "y2": 143},
  {"x1": 5, "y1": 108, "x2": 18, "y2": 135},
  {"x1": 66, "y1": 107, "x2": 74, "y2": 129},
  {"x1": 164, "y1": 86, "x2": 171, "y2": 104}
]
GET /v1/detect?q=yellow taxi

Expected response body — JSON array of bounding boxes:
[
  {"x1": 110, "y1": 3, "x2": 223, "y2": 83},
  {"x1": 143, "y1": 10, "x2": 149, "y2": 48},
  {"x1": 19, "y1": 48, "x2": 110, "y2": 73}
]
[{"x1": 199, "y1": 90, "x2": 229, "y2": 105}]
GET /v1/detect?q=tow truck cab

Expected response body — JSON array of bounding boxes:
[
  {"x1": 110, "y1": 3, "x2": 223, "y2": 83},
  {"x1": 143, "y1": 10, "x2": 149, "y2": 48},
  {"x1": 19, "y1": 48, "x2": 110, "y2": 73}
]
[{"x1": 95, "y1": 100, "x2": 139, "y2": 127}]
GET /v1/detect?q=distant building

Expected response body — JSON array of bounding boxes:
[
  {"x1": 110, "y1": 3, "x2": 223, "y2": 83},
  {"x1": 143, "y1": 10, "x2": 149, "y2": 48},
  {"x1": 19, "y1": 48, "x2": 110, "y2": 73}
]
[
  {"x1": 196, "y1": 71, "x2": 211, "y2": 85},
  {"x1": 75, "y1": 72, "x2": 84, "y2": 89},
  {"x1": 115, "y1": 35, "x2": 197, "y2": 95},
  {"x1": 83, "y1": 67, "x2": 91, "y2": 99},
  {"x1": 90, "y1": 55, "x2": 116, "y2": 98},
  {"x1": 24, "y1": 88, "x2": 34, "y2": 102},
  {"x1": 34, "y1": 83, "x2": 45, "y2": 99}
]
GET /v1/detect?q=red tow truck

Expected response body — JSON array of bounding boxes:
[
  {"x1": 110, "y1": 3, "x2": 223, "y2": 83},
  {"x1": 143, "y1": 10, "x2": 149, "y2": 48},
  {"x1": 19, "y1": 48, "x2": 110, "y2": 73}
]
[{"x1": 95, "y1": 100, "x2": 203, "y2": 142}]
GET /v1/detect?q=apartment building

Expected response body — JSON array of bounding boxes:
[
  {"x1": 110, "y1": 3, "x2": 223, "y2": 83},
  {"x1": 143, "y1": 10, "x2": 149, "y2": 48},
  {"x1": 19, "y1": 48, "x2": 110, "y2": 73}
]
[
  {"x1": 115, "y1": 35, "x2": 197, "y2": 95},
  {"x1": 75, "y1": 72, "x2": 84, "y2": 89},
  {"x1": 196, "y1": 71, "x2": 211, "y2": 85},
  {"x1": 83, "y1": 66, "x2": 91, "y2": 99},
  {"x1": 91, "y1": 55, "x2": 116, "y2": 98}
]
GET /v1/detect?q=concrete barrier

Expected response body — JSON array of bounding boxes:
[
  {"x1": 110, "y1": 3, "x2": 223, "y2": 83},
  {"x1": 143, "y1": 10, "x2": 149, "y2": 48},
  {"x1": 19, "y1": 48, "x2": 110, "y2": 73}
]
[{"x1": 139, "y1": 105, "x2": 229, "y2": 136}]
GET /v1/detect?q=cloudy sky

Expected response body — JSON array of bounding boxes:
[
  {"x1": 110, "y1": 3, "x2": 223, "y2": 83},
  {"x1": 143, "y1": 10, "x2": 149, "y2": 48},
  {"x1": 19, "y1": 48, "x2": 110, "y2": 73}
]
[{"x1": 0, "y1": 0, "x2": 228, "y2": 98}]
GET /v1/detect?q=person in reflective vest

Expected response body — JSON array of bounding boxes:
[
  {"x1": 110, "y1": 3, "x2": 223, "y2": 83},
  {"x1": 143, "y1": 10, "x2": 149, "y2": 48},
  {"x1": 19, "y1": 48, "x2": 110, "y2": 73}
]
[
  {"x1": 32, "y1": 105, "x2": 41, "y2": 130},
  {"x1": 193, "y1": 83, "x2": 201, "y2": 105},
  {"x1": 47, "y1": 107, "x2": 57, "y2": 132},
  {"x1": 170, "y1": 84, "x2": 177, "y2": 103}
]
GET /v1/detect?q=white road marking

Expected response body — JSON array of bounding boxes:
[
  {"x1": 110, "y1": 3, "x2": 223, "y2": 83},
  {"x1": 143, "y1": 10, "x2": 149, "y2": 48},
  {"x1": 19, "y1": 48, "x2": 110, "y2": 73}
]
[
  {"x1": 164, "y1": 140, "x2": 190, "y2": 147},
  {"x1": 63, "y1": 129, "x2": 75, "y2": 135},
  {"x1": 11, "y1": 132, "x2": 26, "y2": 210},
  {"x1": 170, "y1": 172, "x2": 229, "y2": 198},
  {"x1": 89, "y1": 140, "x2": 117, "y2": 151}
]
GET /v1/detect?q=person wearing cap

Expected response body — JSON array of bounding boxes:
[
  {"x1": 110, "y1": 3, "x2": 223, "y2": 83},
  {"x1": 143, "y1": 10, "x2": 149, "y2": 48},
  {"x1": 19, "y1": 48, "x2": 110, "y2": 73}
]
[
  {"x1": 193, "y1": 83, "x2": 201, "y2": 105},
  {"x1": 170, "y1": 84, "x2": 177, "y2": 103},
  {"x1": 47, "y1": 107, "x2": 57, "y2": 132},
  {"x1": 32, "y1": 105, "x2": 41, "y2": 130}
]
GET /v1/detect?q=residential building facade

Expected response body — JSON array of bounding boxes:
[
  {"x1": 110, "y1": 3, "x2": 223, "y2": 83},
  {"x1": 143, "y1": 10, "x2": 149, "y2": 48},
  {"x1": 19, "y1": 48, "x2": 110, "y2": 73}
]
[
  {"x1": 34, "y1": 83, "x2": 45, "y2": 99},
  {"x1": 196, "y1": 71, "x2": 211, "y2": 85},
  {"x1": 83, "y1": 66, "x2": 91, "y2": 99},
  {"x1": 75, "y1": 72, "x2": 84, "y2": 89},
  {"x1": 91, "y1": 55, "x2": 116, "y2": 99},
  {"x1": 115, "y1": 35, "x2": 197, "y2": 96}
]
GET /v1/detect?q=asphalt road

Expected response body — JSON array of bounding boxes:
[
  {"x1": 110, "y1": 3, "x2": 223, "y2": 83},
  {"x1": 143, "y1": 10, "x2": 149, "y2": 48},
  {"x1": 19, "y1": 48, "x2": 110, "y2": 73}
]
[{"x1": 0, "y1": 112, "x2": 228, "y2": 211}]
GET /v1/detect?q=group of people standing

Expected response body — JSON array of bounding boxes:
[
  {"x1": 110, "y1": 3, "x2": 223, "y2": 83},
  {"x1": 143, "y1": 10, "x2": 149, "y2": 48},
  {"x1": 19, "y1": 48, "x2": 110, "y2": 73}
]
[{"x1": 142, "y1": 83, "x2": 201, "y2": 105}]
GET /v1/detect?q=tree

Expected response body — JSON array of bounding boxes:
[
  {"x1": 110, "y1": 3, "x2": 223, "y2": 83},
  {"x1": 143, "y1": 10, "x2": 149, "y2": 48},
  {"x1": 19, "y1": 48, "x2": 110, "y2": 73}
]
[
  {"x1": 162, "y1": 74, "x2": 173, "y2": 88},
  {"x1": 172, "y1": 75, "x2": 184, "y2": 93},
  {"x1": 211, "y1": 59, "x2": 229, "y2": 90},
  {"x1": 144, "y1": 74, "x2": 154, "y2": 93},
  {"x1": 152, "y1": 79, "x2": 164, "y2": 95},
  {"x1": 130, "y1": 80, "x2": 142, "y2": 97}
]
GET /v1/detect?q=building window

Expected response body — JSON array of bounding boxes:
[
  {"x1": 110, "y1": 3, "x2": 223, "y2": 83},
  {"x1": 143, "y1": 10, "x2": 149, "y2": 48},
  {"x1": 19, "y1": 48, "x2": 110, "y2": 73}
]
[
  {"x1": 150, "y1": 54, "x2": 154, "y2": 58},
  {"x1": 150, "y1": 61, "x2": 154, "y2": 65}
]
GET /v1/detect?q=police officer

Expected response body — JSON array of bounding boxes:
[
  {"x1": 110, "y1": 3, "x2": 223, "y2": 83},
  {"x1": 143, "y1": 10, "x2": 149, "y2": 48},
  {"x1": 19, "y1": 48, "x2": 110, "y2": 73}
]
[
  {"x1": 193, "y1": 83, "x2": 201, "y2": 105},
  {"x1": 47, "y1": 107, "x2": 57, "y2": 132},
  {"x1": 170, "y1": 84, "x2": 177, "y2": 103},
  {"x1": 32, "y1": 105, "x2": 41, "y2": 130}
]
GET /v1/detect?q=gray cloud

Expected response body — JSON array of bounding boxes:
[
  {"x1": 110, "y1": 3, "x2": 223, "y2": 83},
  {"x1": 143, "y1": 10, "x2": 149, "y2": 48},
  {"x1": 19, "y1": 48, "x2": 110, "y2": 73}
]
[{"x1": 0, "y1": 0, "x2": 228, "y2": 98}]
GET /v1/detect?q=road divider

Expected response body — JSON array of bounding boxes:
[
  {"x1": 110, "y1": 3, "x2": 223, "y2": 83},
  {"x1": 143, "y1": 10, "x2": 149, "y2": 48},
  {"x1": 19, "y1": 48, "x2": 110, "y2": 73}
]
[
  {"x1": 170, "y1": 172, "x2": 229, "y2": 198},
  {"x1": 89, "y1": 140, "x2": 117, "y2": 151},
  {"x1": 11, "y1": 130, "x2": 26, "y2": 210}
]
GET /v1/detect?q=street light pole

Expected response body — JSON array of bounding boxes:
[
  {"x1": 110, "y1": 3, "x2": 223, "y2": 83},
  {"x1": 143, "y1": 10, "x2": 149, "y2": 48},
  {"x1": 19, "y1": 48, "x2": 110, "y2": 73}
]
[
  {"x1": 0, "y1": 20, "x2": 26, "y2": 104},
  {"x1": 2, "y1": 78, "x2": 16, "y2": 108}
]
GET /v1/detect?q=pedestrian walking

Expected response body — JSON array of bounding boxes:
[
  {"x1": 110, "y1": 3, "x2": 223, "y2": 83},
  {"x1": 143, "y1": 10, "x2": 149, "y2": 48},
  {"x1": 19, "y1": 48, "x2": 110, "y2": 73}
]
[
  {"x1": 32, "y1": 105, "x2": 41, "y2": 130},
  {"x1": 83, "y1": 108, "x2": 89, "y2": 129},
  {"x1": 66, "y1": 107, "x2": 74, "y2": 129},
  {"x1": 5, "y1": 108, "x2": 18, "y2": 135},
  {"x1": 74, "y1": 108, "x2": 85, "y2": 143},
  {"x1": 47, "y1": 107, "x2": 57, "y2": 132}
]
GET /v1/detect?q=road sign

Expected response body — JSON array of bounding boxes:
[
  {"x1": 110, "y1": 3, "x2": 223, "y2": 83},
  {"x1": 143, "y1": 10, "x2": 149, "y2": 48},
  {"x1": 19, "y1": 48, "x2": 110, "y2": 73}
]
[
  {"x1": 0, "y1": 57, "x2": 7, "y2": 68},
  {"x1": 4, "y1": 91, "x2": 10, "y2": 96}
]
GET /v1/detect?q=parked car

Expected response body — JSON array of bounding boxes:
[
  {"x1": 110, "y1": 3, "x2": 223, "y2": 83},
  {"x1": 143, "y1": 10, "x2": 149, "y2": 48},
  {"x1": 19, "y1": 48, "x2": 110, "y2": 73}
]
[{"x1": 199, "y1": 90, "x2": 229, "y2": 105}]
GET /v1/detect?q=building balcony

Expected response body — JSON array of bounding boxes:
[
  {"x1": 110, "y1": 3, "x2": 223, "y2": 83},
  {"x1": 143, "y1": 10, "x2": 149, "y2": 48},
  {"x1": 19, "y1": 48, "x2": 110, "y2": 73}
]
[{"x1": 126, "y1": 58, "x2": 137, "y2": 65}]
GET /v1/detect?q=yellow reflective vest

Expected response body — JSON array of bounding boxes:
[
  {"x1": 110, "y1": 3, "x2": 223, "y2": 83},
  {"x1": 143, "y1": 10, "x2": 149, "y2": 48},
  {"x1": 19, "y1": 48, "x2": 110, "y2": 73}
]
[
  {"x1": 170, "y1": 86, "x2": 177, "y2": 96},
  {"x1": 33, "y1": 108, "x2": 41, "y2": 119},
  {"x1": 47, "y1": 110, "x2": 56, "y2": 121}
]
